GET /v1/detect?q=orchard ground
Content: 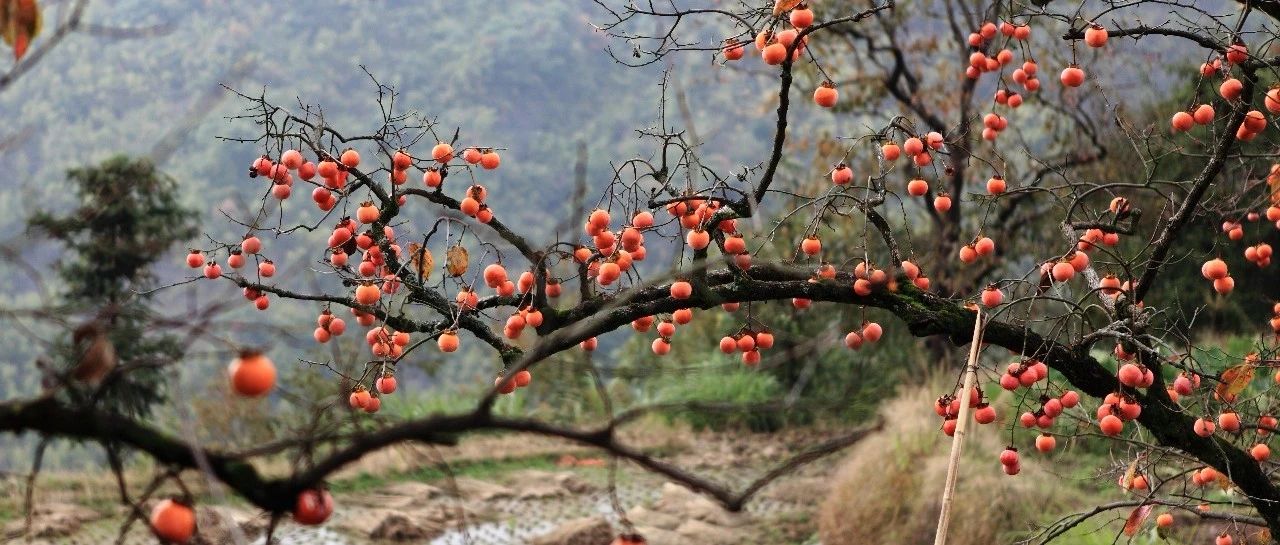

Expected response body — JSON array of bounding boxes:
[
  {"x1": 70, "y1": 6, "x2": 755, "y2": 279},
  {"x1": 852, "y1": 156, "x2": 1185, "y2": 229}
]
[{"x1": 3, "y1": 383, "x2": 1263, "y2": 545}]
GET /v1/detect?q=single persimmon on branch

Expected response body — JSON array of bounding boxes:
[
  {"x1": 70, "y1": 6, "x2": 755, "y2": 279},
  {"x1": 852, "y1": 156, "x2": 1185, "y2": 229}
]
[{"x1": 5, "y1": 1, "x2": 1280, "y2": 544}]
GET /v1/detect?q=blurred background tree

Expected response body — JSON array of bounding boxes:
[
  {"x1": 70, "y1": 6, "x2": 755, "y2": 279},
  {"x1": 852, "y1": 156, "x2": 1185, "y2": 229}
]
[{"x1": 27, "y1": 155, "x2": 197, "y2": 416}]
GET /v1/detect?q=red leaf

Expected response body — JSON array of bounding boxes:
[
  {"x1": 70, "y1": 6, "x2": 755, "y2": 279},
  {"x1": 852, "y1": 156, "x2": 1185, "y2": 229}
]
[{"x1": 1123, "y1": 504, "x2": 1153, "y2": 536}]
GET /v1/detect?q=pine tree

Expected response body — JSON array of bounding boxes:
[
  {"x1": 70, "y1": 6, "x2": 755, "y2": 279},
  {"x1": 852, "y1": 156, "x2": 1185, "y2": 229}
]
[{"x1": 27, "y1": 155, "x2": 197, "y2": 416}]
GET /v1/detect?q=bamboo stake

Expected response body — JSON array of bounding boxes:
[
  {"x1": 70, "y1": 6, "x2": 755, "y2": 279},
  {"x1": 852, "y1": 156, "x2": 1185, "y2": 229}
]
[{"x1": 933, "y1": 307, "x2": 985, "y2": 545}]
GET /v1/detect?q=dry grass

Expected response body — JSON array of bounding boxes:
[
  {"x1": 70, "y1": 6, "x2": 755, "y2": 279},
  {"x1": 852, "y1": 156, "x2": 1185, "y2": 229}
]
[{"x1": 818, "y1": 385, "x2": 1067, "y2": 545}]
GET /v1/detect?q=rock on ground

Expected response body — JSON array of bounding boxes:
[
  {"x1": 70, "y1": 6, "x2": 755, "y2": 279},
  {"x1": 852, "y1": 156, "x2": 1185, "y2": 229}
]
[
  {"x1": 675, "y1": 519, "x2": 747, "y2": 545},
  {"x1": 192, "y1": 505, "x2": 265, "y2": 544},
  {"x1": 529, "y1": 516, "x2": 613, "y2": 545},
  {"x1": 652, "y1": 482, "x2": 748, "y2": 527},
  {"x1": 334, "y1": 508, "x2": 446, "y2": 541},
  {"x1": 369, "y1": 512, "x2": 446, "y2": 541},
  {"x1": 446, "y1": 477, "x2": 515, "y2": 501},
  {"x1": 625, "y1": 505, "x2": 682, "y2": 530}
]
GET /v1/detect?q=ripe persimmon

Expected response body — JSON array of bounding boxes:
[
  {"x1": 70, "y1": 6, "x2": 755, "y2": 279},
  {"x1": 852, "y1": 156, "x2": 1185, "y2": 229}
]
[
  {"x1": 186, "y1": 250, "x2": 205, "y2": 269},
  {"x1": 1266, "y1": 87, "x2": 1280, "y2": 113},
  {"x1": 422, "y1": 167, "x2": 443, "y2": 188},
  {"x1": 974, "y1": 236, "x2": 994, "y2": 256},
  {"x1": 149, "y1": 499, "x2": 196, "y2": 543},
  {"x1": 789, "y1": 4, "x2": 813, "y2": 28},
  {"x1": 1051, "y1": 261, "x2": 1075, "y2": 282},
  {"x1": 1219, "y1": 411, "x2": 1241, "y2": 432},
  {"x1": 1099, "y1": 414, "x2": 1123, "y2": 436},
  {"x1": 933, "y1": 193, "x2": 952, "y2": 212},
  {"x1": 228, "y1": 351, "x2": 276, "y2": 397},
  {"x1": 800, "y1": 236, "x2": 821, "y2": 256},
  {"x1": 1059, "y1": 65, "x2": 1085, "y2": 87},
  {"x1": 480, "y1": 149, "x2": 501, "y2": 170},
  {"x1": 686, "y1": 228, "x2": 710, "y2": 250},
  {"x1": 356, "y1": 202, "x2": 380, "y2": 224},
  {"x1": 813, "y1": 81, "x2": 838, "y2": 108},
  {"x1": 723, "y1": 39, "x2": 745, "y2": 60},
  {"x1": 438, "y1": 331, "x2": 460, "y2": 352},
  {"x1": 719, "y1": 336, "x2": 736, "y2": 354},
  {"x1": 1201, "y1": 258, "x2": 1228, "y2": 280},
  {"x1": 1083, "y1": 25, "x2": 1108, "y2": 47},
  {"x1": 907, "y1": 178, "x2": 929, "y2": 196},
  {"x1": 1220, "y1": 78, "x2": 1243, "y2": 100},
  {"x1": 355, "y1": 283, "x2": 380, "y2": 305},
  {"x1": 375, "y1": 373, "x2": 397, "y2": 394},
  {"x1": 651, "y1": 337, "x2": 671, "y2": 355},
  {"x1": 431, "y1": 143, "x2": 454, "y2": 163},
  {"x1": 831, "y1": 164, "x2": 853, "y2": 185},
  {"x1": 483, "y1": 263, "x2": 508, "y2": 288},
  {"x1": 981, "y1": 285, "x2": 1003, "y2": 307},
  {"x1": 986, "y1": 175, "x2": 1006, "y2": 194},
  {"x1": 348, "y1": 387, "x2": 371, "y2": 409},
  {"x1": 761, "y1": 41, "x2": 787, "y2": 65},
  {"x1": 340, "y1": 148, "x2": 360, "y2": 168},
  {"x1": 1252, "y1": 443, "x2": 1271, "y2": 461},
  {"x1": 241, "y1": 235, "x2": 262, "y2": 254},
  {"x1": 632, "y1": 210, "x2": 655, "y2": 229},
  {"x1": 598, "y1": 262, "x2": 621, "y2": 285},
  {"x1": 293, "y1": 489, "x2": 334, "y2": 525}
]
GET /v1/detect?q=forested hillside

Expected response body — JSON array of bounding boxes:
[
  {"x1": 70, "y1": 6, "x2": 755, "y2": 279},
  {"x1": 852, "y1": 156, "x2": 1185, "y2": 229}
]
[{"x1": 0, "y1": 0, "x2": 804, "y2": 467}]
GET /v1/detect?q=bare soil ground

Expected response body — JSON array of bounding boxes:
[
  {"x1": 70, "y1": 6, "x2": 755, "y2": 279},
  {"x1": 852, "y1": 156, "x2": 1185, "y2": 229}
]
[{"x1": 0, "y1": 425, "x2": 851, "y2": 545}]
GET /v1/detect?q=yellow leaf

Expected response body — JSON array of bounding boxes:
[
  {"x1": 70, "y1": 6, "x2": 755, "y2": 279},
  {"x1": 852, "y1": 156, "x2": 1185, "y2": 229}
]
[
  {"x1": 1122, "y1": 504, "x2": 1152, "y2": 536},
  {"x1": 1215, "y1": 362, "x2": 1256, "y2": 401},
  {"x1": 445, "y1": 245, "x2": 469, "y2": 277}
]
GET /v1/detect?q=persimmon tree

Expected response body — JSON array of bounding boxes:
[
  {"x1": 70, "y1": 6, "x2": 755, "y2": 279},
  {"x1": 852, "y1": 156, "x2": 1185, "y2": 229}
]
[{"x1": 5, "y1": 0, "x2": 1280, "y2": 543}]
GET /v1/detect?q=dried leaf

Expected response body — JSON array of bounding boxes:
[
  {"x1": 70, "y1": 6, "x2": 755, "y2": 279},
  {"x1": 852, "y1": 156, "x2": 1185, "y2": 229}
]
[
  {"x1": 1119, "y1": 458, "x2": 1138, "y2": 491},
  {"x1": 1036, "y1": 269, "x2": 1052, "y2": 295},
  {"x1": 408, "y1": 243, "x2": 433, "y2": 279},
  {"x1": 0, "y1": 0, "x2": 42, "y2": 60},
  {"x1": 1268, "y1": 164, "x2": 1280, "y2": 205},
  {"x1": 71, "y1": 322, "x2": 116, "y2": 384},
  {"x1": 772, "y1": 0, "x2": 803, "y2": 17},
  {"x1": 1215, "y1": 470, "x2": 1233, "y2": 491},
  {"x1": 1122, "y1": 504, "x2": 1153, "y2": 536},
  {"x1": 1215, "y1": 363, "x2": 1256, "y2": 401},
  {"x1": 445, "y1": 245, "x2": 469, "y2": 277}
]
